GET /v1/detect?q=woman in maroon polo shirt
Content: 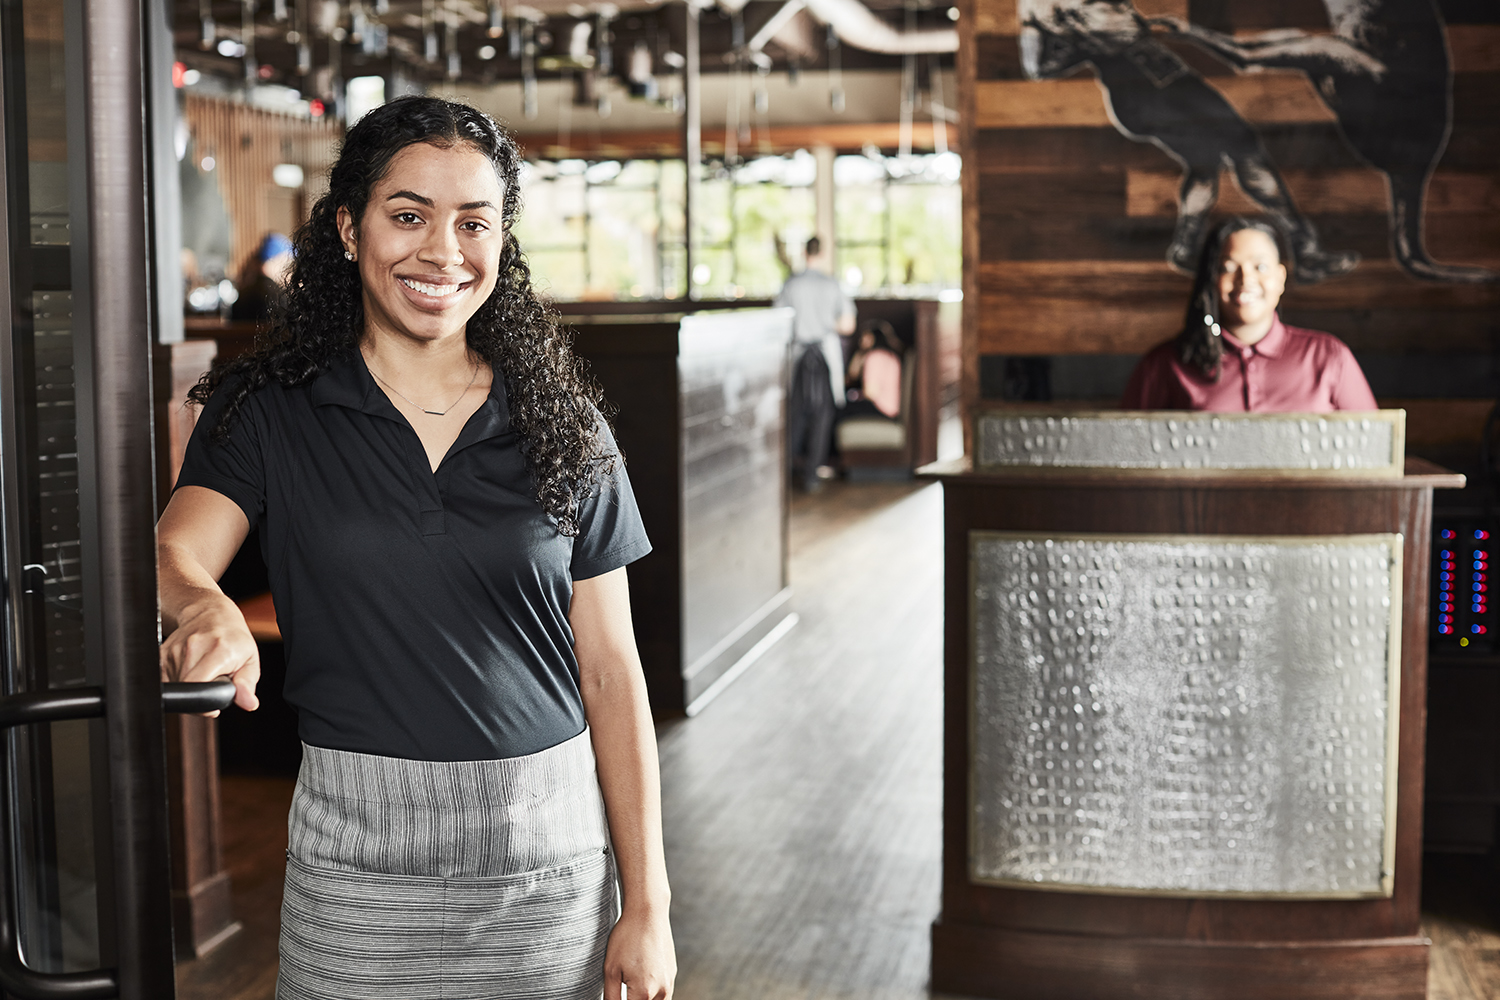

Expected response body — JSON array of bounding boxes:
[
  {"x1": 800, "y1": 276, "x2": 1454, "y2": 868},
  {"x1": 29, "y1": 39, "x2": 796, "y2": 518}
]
[{"x1": 1121, "y1": 217, "x2": 1377, "y2": 412}]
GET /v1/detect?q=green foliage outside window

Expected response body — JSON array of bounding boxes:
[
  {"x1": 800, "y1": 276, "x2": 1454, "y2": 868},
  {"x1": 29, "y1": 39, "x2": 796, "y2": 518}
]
[{"x1": 514, "y1": 150, "x2": 960, "y2": 302}]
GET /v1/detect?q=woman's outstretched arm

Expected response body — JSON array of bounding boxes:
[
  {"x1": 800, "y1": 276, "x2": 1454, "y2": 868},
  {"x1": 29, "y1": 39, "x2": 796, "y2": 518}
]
[
  {"x1": 157, "y1": 485, "x2": 261, "y2": 713},
  {"x1": 572, "y1": 567, "x2": 675, "y2": 1000}
]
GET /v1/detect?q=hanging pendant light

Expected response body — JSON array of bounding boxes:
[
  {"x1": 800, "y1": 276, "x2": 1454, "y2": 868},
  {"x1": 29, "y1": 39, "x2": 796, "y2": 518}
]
[{"x1": 522, "y1": 19, "x2": 538, "y2": 119}]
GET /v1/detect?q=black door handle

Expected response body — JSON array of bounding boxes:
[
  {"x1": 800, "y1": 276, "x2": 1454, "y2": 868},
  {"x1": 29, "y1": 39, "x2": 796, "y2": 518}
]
[{"x1": 0, "y1": 679, "x2": 238, "y2": 998}]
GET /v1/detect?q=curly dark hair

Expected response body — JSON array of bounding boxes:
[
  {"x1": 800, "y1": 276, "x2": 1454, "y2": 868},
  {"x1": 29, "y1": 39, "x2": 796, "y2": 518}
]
[
  {"x1": 1176, "y1": 217, "x2": 1290, "y2": 380},
  {"x1": 190, "y1": 95, "x2": 610, "y2": 535}
]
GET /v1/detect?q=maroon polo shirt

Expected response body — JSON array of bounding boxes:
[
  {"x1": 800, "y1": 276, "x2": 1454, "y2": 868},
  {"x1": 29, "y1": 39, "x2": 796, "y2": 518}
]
[{"x1": 1120, "y1": 315, "x2": 1378, "y2": 413}]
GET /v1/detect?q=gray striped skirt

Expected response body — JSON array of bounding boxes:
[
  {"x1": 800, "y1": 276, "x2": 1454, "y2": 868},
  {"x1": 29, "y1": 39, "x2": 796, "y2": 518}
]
[{"x1": 276, "y1": 729, "x2": 618, "y2": 1000}]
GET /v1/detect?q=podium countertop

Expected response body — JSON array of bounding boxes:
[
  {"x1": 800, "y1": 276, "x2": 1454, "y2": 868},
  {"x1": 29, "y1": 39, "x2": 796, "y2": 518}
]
[{"x1": 917, "y1": 455, "x2": 1466, "y2": 490}]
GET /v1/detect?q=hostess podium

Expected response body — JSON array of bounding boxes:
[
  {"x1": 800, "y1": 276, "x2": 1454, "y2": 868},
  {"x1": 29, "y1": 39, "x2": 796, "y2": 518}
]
[{"x1": 922, "y1": 410, "x2": 1462, "y2": 1000}]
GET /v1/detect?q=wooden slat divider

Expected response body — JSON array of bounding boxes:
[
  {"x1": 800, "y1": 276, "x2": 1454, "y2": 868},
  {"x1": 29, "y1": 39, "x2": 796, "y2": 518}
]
[{"x1": 182, "y1": 95, "x2": 339, "y2": 280}]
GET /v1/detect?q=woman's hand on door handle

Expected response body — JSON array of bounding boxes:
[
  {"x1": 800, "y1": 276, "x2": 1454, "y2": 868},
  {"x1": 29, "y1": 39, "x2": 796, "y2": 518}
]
[{"x1": 159, "y1": 595, "x2": 260, "y2": 715}]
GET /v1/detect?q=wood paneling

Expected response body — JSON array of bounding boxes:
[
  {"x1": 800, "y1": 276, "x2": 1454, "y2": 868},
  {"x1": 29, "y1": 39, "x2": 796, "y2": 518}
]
[
  {"x1": 960, "y1": 0, "x2": 1500, "y2": 422},
  {"x1": 978, "y1": 260, "x2": 1500, "y2": 309},
  {"x1": 1125, "y1": 170, "x2": 1500, "y2": 218},
  {"x1": 1448, "y1": 25, "x2": 1500, "y2": 72},
  {"x1": 182, "y1": 96, "x2": 338, "y2": 280},
  {"x1": 975, "y1": 73, "x2": 1338, "y2": 129},
  {"x1": 973, "y1": 0, "x2": 1188, "y2": 35}
]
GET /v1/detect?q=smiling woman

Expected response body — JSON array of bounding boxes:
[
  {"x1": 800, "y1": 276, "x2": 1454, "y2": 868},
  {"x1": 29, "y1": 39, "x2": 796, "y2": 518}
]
[
  {"x1": 155, "y1": 97, "x2": 675, "y2": 1000},
  {"x1": 1120, "y1": 217, "x2": 1379, "y2": 412}
]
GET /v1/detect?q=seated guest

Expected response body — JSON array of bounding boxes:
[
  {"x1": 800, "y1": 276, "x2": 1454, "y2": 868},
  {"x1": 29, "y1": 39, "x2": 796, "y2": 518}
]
[
  {"x1": 229, "y1": 231, "x2": 295, "y2": 323},
  {"x1": 845, "y1": 320, "x2": 903, "y2": 419},
  {"x1": 1121, "y1": 217, "x2": 1377, "y2": 412}
]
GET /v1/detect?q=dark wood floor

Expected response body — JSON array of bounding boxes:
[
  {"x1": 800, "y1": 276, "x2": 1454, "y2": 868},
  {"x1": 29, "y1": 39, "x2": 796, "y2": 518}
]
[{"x1": 177, "y1": 480, "x2": 1500, "y2": 1000}]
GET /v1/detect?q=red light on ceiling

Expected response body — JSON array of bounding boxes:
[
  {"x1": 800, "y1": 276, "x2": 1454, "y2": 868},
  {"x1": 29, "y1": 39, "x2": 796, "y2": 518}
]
[
  {"x1": 309, "y1": 99, "x2": 325, "y2": 117},
  {"x1": 172, "y1": 61, "x2": 186, "y2": 88}
]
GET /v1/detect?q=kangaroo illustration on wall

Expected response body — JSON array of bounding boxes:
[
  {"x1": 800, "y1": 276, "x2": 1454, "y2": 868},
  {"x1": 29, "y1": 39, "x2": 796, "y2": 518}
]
[{"x1": 1018, "y1": 0, "x2": 1494, "y2": 284}]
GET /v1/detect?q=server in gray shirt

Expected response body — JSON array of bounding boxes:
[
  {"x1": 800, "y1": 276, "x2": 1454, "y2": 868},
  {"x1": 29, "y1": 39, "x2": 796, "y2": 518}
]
[{"x1": 775, "y1": 236, "x2": 856, "y2": 491}]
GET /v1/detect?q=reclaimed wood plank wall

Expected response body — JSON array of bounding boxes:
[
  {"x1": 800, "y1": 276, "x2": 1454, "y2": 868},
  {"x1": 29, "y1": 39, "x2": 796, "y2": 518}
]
[
  {"x1": 959, "y1": 0, "x2": 1500, "y2": 428},
  {"x1": 183, "y1": 95, "x2": 340, "y2": 278}
]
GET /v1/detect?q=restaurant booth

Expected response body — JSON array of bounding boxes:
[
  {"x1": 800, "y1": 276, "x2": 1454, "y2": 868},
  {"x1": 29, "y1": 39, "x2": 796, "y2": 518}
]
[{"x1": 922, "y1": 410, "x2": 1461, "y2": 1000}]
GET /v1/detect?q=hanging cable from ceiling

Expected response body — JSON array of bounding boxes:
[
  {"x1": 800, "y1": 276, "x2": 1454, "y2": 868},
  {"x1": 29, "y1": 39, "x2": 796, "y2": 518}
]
[
  {"x1": 423, "y1": 0, "x2": 439, "y2": 62},
  {"x1": 754, "y1": 61, "x2": 771, "y2": 155},
  {"x1": 242, "y1": 0, "x2": 259, "y2": 84},
  {"x1": 595, "y1": 11, "x2": 613, "y2": 117},
  {"x1": 446, "y1": 12, "x2": 460, "y2": 80},
  {"x1": 294, "y1": 0, "x2": 312, "y2": 76},
  {"x1": 898, "y1": 3, "x2": 915, "y2": 158},
  {"x1": 827, "y1": 24, "x2": 844, "y2": 113},
  {"x1": 928, "y1": 52, "x2": 947, "y2": 156},
  {"x1": 521, "y1": 19, "x2": 538, "y2": 119},
  {"x1": 328, "y1": 1, "x2": 344, "y2": 117}
]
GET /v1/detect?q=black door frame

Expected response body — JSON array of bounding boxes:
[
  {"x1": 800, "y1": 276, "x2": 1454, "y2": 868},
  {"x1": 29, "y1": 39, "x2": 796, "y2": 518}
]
[{"x1": 0, "y1": 0, "x2": 231, "y2": 995}]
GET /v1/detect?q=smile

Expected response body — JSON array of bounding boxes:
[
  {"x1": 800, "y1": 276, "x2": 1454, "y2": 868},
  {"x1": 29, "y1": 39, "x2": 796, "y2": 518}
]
[{"x1": 400, "y1": 277, "x2": 467, "y2": 298}]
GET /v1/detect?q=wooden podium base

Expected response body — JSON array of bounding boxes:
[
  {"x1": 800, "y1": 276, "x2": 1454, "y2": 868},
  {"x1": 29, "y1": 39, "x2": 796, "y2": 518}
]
[
  {"x1": 920, "y1": 457, "x2": 1464, "y2": 1000},
  {"x1": 931, "y1": 921, "x2": 1429, "y2": 1000}
]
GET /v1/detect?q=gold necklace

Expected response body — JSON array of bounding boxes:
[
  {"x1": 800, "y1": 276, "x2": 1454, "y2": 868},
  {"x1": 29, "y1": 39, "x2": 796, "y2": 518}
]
[{"x1": 367, "y1": 361, "x2": 480, "y2": 416}]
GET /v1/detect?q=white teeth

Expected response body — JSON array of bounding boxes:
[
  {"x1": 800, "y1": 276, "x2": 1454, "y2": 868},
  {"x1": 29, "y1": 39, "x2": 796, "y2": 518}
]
[{"x1": 401, "y1": 277, "x2": 463, "y2": 297}]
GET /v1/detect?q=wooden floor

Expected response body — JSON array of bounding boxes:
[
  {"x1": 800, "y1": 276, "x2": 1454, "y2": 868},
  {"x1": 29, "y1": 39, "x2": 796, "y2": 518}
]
[{"x1": 177, "y1": 480, "x2": 1500, "y2": 1000}]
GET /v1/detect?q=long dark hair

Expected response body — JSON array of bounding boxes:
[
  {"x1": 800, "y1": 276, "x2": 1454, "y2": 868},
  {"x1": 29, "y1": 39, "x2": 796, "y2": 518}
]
[
  {"x1": 190, "y1": 96, "x2": 609, "y2": 535},
  {"x1": 1176, "y1": 217, "x2": 1289, "y2": 380}
]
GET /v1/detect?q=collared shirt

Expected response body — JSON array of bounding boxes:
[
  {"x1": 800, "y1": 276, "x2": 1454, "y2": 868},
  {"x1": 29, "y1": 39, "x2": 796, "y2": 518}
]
[
  {"x1": 1120, "y1": 315, "x2": 1378, "y2": 412},
  {"x1": 176, "y1": 352, "x2": 651, "y2": 762}
]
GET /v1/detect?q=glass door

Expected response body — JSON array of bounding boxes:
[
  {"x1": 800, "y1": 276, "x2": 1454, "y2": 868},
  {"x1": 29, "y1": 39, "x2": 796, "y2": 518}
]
[{"x1": 0, "y1": 0, "x2": 232, "y2": 996}]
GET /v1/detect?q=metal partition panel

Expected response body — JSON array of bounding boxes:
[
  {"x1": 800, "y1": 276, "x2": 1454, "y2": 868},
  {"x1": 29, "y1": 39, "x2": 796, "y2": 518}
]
[
  {"x1": 969, "y1": 531, "x2": 1402, "y2": 898},
  {"x1": 678, "y1": 308, "x2": 791, "y2": 690},
  {"x1": 975, "y1": 410, "x2": 1405, "y2": 475}
]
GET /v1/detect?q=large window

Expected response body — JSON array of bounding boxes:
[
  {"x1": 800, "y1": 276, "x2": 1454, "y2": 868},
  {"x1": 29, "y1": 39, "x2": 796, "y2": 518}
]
[
  {"x1": 834, "y1": 152, "x2": 962, "y2": 295},
  {"x1": 512, "y1": 158, "x2": 685, "y2": 301},
  {"x1": 694, "y1": 151, "x2": 816, "y2": 299},
  {"x1": 514, "y1": 150, "x2": 960, "y2": 301}
]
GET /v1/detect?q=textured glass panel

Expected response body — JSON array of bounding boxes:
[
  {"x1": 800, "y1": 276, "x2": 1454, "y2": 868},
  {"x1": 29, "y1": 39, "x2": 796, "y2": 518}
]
[
  {"x1": 976, "y1": 412, "x2": 1400, "y2": 473},
  {"x1": 971, "y1": 532, "x2": 1399, "y2": 896}
]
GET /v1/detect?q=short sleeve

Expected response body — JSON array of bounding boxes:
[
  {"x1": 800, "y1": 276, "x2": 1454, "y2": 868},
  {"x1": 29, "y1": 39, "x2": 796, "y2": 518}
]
[
  {"x1": 1328, "y1": 343, "x2": 1378, "y2": 411},
  {"x1": 1121, "y1": 344, "x2": 1169, "y2": 409},
  {"x1": 175, "y1": 377, "x2": 267, "y2": 524},
  {"x1": 570, "y1": 418, "x2": 652, "y2": 580}
]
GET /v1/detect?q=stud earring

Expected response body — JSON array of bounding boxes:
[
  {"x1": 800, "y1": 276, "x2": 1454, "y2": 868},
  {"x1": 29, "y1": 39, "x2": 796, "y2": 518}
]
[{"x1": 344, "y1": 250, "x2": 356, "y2": 261}]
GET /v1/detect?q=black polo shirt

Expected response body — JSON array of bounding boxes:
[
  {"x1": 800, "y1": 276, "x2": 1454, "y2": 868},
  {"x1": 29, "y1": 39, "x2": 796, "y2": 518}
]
[{"x1": 175, "y1": 352, "x2": 651, "y2": 762}]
